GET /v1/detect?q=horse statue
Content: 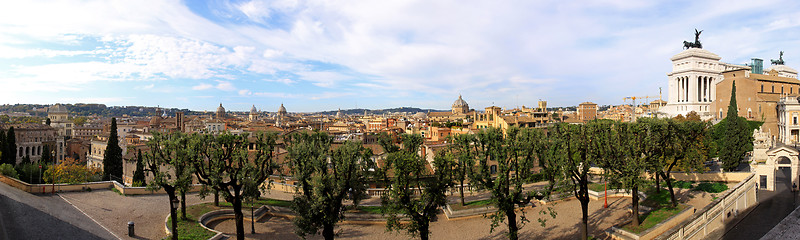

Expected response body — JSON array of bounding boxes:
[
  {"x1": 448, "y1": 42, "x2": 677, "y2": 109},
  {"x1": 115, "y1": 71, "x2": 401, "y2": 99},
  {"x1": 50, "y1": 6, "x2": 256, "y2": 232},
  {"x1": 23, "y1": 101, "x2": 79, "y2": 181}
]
[
  {"x1": 771, "y1": 51, "x2": 785, "y2": 65},
  {"x1": 682, "y1": 29, "x2": 703, "y2": 49}
]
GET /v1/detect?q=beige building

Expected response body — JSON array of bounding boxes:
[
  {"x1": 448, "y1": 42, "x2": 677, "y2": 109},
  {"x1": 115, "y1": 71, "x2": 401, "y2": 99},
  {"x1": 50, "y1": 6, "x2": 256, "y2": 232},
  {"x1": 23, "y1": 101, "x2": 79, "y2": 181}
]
[
  {"x1": 710, "y1": 60, "x2": 800, "y2": 137},
  {"x1": 577, "y1": 102, "x2": 598, "y2": 122},
  {"x1": 1, "y1": 123, "x2": 64, "y2": 164}
]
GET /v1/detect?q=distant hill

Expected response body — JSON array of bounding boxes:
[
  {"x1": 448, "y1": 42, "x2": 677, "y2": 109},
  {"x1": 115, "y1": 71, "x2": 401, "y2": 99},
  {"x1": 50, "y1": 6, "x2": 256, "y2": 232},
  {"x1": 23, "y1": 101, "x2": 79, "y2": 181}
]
[
  {"x1": 316, "y1": 107, "x2": 446, "y2": 116},
  {"x1": 0, "y1": 103, "x2": 202, "y2": 118}
]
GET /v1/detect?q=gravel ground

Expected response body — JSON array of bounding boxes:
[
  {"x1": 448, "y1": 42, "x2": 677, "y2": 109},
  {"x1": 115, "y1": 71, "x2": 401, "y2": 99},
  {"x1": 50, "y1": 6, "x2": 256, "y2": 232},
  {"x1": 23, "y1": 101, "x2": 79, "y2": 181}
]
[
  {"x1": 211, "y1": 197, "x2": 633, "y2": 240},
  {"x1": 59, "y1": 189, "x2": 211, "y2": 240},
  {"x1": 58, "y1": 180, "x2": 723, "y2": 240}
]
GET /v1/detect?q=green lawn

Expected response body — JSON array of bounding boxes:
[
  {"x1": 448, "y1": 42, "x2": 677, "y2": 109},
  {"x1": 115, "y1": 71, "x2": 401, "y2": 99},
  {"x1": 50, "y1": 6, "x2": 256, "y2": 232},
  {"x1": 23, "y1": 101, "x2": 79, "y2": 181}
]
[
  {"x1": 694, "y1": 182, "x2": 728, "y2": 193},
  {"x1": 622, "y1": 205, "x2": 687, "y2": 234},
  {"x1": 165, "y1": 203, "x2": 217, "y2": 240},
  {"x1": 588, "y1": 183, "x2": 605, "y2": 192},
  {"x1": 641, "y1": 188, "x2": 672, "y2": 208},
  {"x1": 355, "y1": 205, "x2": 384, "y2": 214},
  {"x1": 449, "y1": 199, "x2": 494, "y2": 211}
]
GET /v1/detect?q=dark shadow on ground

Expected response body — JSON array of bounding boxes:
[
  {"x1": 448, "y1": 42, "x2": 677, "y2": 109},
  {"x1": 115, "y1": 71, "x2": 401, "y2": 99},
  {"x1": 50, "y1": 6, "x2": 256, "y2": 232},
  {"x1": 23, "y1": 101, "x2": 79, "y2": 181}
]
[
  {"x1": 722, "y1": 167, "x2": 799, "y2": 240},
  {"x1": 0, "y1": 193, "x2": 109, "y2": 240}
]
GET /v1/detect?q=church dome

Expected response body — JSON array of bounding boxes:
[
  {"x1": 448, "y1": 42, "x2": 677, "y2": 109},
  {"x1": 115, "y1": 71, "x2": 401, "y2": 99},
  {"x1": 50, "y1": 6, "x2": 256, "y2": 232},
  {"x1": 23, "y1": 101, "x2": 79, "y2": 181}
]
[
  {"x1": 49, "y1": 104, "x2": 68, "y2": 113},
  {"x1": 217, "y1": 103, "x2": 225, "y2": 114},
  {"x1": 451, "y1": 95, "x2": 469, "y2": 114},
  {"x1": 278, "y1": 104, "x2": 287, "y2": 114},
  {"x1": 452, "y1": 95, "x2": 468, "y2": 108},
  {"x1": 150, "y1": 116, "x2": 161, "y2": 126},
  {"x1": 250, "y1": 105, "x2": 258, "y2": 114}
]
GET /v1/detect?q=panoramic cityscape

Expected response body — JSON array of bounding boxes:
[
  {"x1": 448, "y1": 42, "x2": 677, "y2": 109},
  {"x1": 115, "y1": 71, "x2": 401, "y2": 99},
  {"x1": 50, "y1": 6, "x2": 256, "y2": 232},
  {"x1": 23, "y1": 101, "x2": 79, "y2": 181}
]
[{"x1": 3, "y1": 1, "x2": 800, "y2": 240}]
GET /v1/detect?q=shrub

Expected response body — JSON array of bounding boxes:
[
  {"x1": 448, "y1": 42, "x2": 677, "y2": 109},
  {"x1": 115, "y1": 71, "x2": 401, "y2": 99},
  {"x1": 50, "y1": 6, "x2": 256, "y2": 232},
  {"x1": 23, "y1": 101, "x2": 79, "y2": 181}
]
[
  {"x1": 0, "y1": 163, "x2": 18, "y2": 179},
  {"x1": 15, "y1": 163, "x2": 46, "y2": 184},
  {"x1": 43, "y1": 158, "x2": 103, "y2": 184},
  {"x1": 694, "y1": 182, "x2": 728, "y2": 193},
  {"x1": 531, "y1": 172, "x2": 548, "y2": 182},
  {"x1": 674, "y1": 181, "x2": 694, "y2": 189}
]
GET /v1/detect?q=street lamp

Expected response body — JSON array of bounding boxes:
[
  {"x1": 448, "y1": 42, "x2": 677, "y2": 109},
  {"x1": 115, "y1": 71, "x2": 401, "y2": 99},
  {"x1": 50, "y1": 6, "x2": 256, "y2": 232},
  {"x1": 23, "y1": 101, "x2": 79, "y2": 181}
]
[
  {"x1": 171, "y1": 198, "x2": 180, "y2": 209},
  {"x1": 51, "y1": 150, "x2": 55, "y2": 195}
]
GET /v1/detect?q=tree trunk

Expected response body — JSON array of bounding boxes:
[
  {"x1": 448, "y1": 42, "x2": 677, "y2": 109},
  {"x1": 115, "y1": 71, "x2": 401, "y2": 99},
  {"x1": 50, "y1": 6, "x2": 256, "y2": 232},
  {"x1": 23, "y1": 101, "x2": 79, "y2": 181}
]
[
  {"x1": 579, "y1": 178, "x2": 589, "y2": 240},
  {"x1": 662, "y1": 172, "x2": 678, "y2": 207},
  {"x1": 654, "y1": 172, "x2": 661, "y2": 193},
  {"x1": 180, "y1": 190, "x2": 187, "y2": 220},
  {"x1": 580, "y1": 197, "x2": 589, "y2": 240},
  {"x1": 631, "y1": 184, "x2": 640, "y2": 227},
  {"x1": 232, "y1": 191, "x2": 245, "y2": 240},
  {"x1": 419, "y1": 221, "x2": 430, "y2": 240},
  {"x1": 507, "y1": 209, "x2": 519, "y2": 240},
  {"x1": 322, "y1": 223, "x2": 335, "y2": 240},
  {"x1": 165, "y1": 187, "x2": 178, "y2": 240},
  {"x1": 459, "y1": 180, "x2": 465, "y2": 205},
  {"x1": 214, "y1": 190, "x2": 219, "y2": 206}
]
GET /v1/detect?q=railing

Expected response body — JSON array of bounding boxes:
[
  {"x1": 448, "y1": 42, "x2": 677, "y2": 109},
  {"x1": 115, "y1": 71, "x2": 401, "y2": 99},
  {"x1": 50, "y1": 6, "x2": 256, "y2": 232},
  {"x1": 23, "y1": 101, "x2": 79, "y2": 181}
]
[{"x1": 656, "y1": 173, "x2": 757, "y2": 240}]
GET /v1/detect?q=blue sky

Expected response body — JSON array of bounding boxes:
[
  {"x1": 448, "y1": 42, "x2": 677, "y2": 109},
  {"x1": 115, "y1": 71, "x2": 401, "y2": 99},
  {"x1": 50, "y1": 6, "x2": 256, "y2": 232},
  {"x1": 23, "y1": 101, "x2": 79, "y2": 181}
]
[{"x1": 2, "y1": 0, "x2": 800, "y2": 112}]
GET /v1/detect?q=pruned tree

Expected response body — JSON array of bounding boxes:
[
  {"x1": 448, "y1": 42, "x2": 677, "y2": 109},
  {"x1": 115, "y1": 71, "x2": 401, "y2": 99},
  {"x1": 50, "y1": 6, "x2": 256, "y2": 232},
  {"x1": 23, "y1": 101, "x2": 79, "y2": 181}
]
[
  {"x1": 449, "y1": 134, "x2": 476, "y2": 205},
  {"x1": 285, "y1": 132, "x2": 375, "y2": 240},
  {"x1": 468, "y1": 127, "x2": 549, "y2": 240},
  {"x1": 142, "y1": 132, "x2": 194, "y2": 240},
  {"x1": 599, "y1": 122, "x2": 649, "y2": 227},
  {"x1": 543, "y1": 122, "x2": 603, "y2": 240},
  {"x1": 103, "y1": 118, "x2": 123, "y2": 181},
  {"x1": 657, "y1": 119, "x2": 709, "y2": 207},
  {"x1": 381, "y1": 134, "x2": 451, "y2": 240},
  {"x1": 189, "y1": 132, "x2": 278, "y2": 240}
]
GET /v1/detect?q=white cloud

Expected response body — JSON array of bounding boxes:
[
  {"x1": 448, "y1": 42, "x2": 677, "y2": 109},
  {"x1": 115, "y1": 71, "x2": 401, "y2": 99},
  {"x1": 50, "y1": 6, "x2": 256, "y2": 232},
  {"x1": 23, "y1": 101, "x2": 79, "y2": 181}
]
[
  {"x1": 192, "y1": 83, "x2": 213, "y2": 90},
  {"x1": 215, "y1": 81, "x2": 236, "y2": 91},
  {"x1": 265, "y1": 78, "x2": 296, "y2": 85}
]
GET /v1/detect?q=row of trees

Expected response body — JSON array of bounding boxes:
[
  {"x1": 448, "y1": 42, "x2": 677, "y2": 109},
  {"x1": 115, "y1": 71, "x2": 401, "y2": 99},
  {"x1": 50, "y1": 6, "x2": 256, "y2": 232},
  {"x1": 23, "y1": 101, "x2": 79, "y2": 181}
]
[{"x1": 139, "y1": 117, "x2": 712, "y2": 240}]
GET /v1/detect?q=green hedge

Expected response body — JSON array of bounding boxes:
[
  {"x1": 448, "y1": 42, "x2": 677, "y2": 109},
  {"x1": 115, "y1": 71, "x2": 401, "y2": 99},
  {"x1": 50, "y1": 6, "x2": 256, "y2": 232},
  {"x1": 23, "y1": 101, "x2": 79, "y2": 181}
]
[
  {"x1": 694, "y1": 182, "x2": 728, "y2": 193},
  {"x1": 0, "y1": 164, "x2": 17, "y2": 178}
]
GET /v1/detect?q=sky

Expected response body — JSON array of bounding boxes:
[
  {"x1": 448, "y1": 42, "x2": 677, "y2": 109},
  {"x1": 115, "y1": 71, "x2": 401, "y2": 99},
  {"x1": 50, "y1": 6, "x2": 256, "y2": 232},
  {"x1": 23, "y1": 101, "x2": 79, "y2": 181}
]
[{"x1": 2, "y1": 0, "x2": 800, "y2": 112}]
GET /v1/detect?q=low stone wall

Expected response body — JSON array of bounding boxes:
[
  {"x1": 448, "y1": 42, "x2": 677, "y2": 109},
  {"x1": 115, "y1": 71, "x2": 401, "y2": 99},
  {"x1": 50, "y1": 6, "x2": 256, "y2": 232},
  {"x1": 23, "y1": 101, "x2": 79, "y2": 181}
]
[
  {"x1": 0, "y1": 174, "x2": 202, "y2": 195},
  {"x1": 0, "y1": 175, "x2": 114, "y2": 193},
  {"x1": 194, "y1": 206, "x2": 269, "y2": 240},
  {"x1": 607, "y1": 205, "x2": 695, "y2": 240},
  {"x1": 443, "y1": 203, "x2": 496, "y2": 219},
  {"x1": 667, "y1": 172, "x2": 752, "y2": 183}
]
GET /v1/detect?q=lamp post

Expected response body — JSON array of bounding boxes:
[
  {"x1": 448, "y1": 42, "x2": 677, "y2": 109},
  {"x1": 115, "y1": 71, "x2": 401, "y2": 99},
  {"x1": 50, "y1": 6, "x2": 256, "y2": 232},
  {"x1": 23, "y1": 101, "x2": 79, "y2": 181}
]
[
  {"x1": 51, "y1": 150, "x2": 55, "y2": 195},
  {"x1": 604, "y1": 181, "x2": 608, "y2": 208}
]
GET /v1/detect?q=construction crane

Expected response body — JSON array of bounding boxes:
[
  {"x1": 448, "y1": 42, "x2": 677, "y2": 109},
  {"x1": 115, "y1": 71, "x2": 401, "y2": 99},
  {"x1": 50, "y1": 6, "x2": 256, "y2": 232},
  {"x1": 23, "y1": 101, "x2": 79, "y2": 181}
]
[{"x1": 623, "y1": 95, "x2": 661, "y2": 121}]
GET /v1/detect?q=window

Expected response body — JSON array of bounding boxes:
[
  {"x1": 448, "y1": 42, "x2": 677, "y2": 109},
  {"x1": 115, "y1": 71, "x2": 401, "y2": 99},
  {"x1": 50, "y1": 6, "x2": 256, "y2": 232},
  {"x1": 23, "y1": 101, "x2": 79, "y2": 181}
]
[
  {"x1": 794, "y1": 116, "x2": 797, "y2": 125},
  {"x1": 762, "y1": 84, "x2": 764, "y2": 92},
  {"x1": 760, "y1": 175, "x2": 768, "y2": 189},
  {"x1": 773, "y1": 85, "x2": 775, "y2": 93},
  {"x1": 782, "y1": 86, "x2": 785, "y2": 94},
  {"x1": 490, "y1": 165, "x2": 497, "y2": 175},
  {"x1": 719, "y1": 110, "x2": 723, "y2": 119}
]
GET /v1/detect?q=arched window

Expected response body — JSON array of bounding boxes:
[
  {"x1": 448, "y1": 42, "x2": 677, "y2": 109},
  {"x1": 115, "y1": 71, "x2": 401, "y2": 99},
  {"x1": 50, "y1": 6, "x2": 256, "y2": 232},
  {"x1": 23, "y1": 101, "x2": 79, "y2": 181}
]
[{"x1": 719, "y1": 109, "x2": 723, "y2": 119}]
